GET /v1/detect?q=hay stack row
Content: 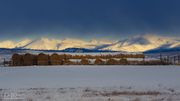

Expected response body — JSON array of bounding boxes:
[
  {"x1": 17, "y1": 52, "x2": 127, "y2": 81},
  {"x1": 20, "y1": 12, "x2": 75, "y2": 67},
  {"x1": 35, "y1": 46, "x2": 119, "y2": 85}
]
[
  {"x1": 11, "y1": 53, "x2": 63, "y2": 66},
  {"x1": 11, "y1": 53, "x2": 130, "y2": 66}
]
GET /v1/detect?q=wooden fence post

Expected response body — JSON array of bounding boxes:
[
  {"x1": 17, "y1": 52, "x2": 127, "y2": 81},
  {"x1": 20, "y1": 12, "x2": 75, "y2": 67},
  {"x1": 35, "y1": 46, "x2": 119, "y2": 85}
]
[
  {"x1": 174, "y1": 56, "x2": 176, "y2": 65},
  {"x1": 178, "y1": 55, "x2": 180, "y2": 64},
  {"x1": 3, "y1": 58, "x2": 5, "y2": 66},
  {"x1": 160, "y1": 54, "x2": 162, "y2": 63},
  {"x1": 167, "y1": 56, "x2": 170, "y2": 64}
]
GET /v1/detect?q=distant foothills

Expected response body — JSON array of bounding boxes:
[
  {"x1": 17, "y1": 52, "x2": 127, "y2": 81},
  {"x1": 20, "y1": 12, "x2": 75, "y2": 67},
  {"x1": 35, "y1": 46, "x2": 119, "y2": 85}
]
[{"x1": 0, "y1": 34, "x2": 179, "y2": 53}]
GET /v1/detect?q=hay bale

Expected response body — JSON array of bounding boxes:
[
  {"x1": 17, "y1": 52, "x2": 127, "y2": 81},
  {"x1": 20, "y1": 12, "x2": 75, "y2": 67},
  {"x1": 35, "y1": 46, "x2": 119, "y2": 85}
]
[
  {"x1": 63, "y1": 59, "x2": 74, "y2": 65},
  {"x1": 119, "y1": 58, "x2": 128, "y2": 65},
  {"x1": 11, "y1": 53, "x2": 23, "y2": 66},
  {"x1": 106, "y1": 59, "x2": 119, "y2": 65},
  {"x1": 50, "y1": 53, "x2": 63, "y2": 65},
  {"x1": 94, "y1": 58, "x2": 104, "y2": 65},
  {"x1": 23, "y1": 53, "x2": 34, "y2": 66},
  {"x1": 80, "y1": 58, "x2": 89, "y2": 65},
  {"x1": 37, "y1": 53, "x2": 49, "y2": 65},
  {"x1": 33, "y1": 55, "x2": 38, "y2": 65}
]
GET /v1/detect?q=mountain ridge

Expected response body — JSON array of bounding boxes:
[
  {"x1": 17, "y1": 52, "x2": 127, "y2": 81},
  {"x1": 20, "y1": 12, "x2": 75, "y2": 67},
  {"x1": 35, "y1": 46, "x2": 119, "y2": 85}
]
[{"x1": 0, "y1": 34, "x2": 179, "y2": 52}]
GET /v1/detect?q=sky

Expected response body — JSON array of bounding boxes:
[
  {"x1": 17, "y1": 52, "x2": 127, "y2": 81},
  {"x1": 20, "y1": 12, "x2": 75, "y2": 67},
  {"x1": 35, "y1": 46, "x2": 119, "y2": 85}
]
[{"x1": 0, "y1": 0, "x2": 180, "y2": 40}]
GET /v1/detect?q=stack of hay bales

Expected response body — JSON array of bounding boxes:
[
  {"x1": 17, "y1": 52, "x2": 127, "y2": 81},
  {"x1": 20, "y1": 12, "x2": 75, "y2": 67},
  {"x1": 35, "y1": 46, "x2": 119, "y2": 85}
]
[
  {"x1": 94, "y1": 58, "x2": 104, "y2": 65},
  {"x1": 63, "y1": 59, "x2": 71, "y2": 65},
  {"x1": 80, "y1": 58, "x2": 89, "y2": 65},
  {"x1": 23, "y1": 53, "x2": 34, "y2": 66},
  {"x1": 11, "y1": 53, "x2": 23, "y2": 66},
  {"x1": 33, "y1": 55, "x2": 38, "y2": 65},
  {"x1": 119, "y1": 58, "x2": 128, "y2": 65},
  {"x1": 50, "y1": 53, "x2": 63, "y2": 65},
  {"x1": 37, "y1": 53, "x2": 49, "y2": 65},
  {"x1": 106, "y1": 58, "x2": 119, "y2": 65}
]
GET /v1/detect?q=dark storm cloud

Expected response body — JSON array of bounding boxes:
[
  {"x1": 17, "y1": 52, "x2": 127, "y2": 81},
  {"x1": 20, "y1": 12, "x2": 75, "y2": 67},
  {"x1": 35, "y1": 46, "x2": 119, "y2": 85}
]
[{"x1": 0, "y1": 0, "x2": 180, "y2": 40}]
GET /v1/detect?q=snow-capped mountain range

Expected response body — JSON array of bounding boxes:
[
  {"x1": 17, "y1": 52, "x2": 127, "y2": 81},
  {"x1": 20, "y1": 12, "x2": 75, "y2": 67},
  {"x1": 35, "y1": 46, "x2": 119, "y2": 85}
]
[{"x1": 0, "y1": 34, "x2": 179, "y2": 52}]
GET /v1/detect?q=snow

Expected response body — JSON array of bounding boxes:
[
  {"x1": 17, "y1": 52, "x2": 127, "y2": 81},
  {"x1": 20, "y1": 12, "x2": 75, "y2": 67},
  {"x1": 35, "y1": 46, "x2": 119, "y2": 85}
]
[
  {"x1": 0, "y1": 65, "x2": 180, "y2": 101},
  {"x1": 0, "y1": 40, "x2": 14, "y2": 48},
  {"x1": 0, "y1": 39, "x2": 32, "y2": 48},
  {"x1": 103, "y1": 34, "x2": 180, "y2": 52},
  {"x1": 1, "y1": 87, "x2": 180, "y2": 101},
  {"x1": 0, "y1": 65, "x2": 180, "y2": 89},
  {"x1": 0, "y1": 34, "x2": 179, "y2": 52}
]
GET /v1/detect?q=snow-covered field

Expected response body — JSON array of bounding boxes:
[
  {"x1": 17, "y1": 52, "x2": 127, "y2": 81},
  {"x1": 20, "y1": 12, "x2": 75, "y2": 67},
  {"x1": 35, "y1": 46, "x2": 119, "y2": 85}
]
[{"x1": 0, "y1": 65, "x2": 180, "y2": 101}]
